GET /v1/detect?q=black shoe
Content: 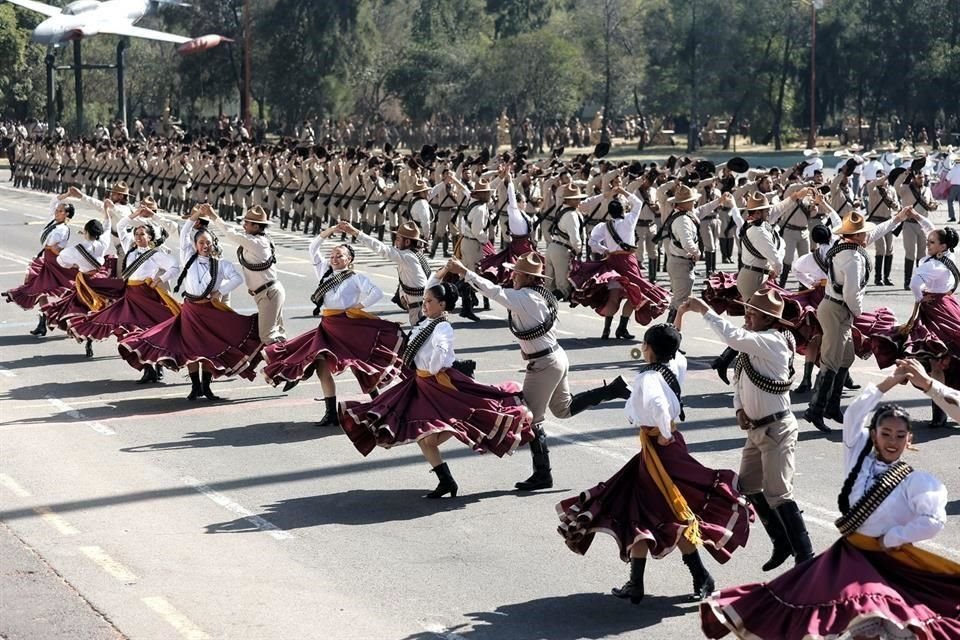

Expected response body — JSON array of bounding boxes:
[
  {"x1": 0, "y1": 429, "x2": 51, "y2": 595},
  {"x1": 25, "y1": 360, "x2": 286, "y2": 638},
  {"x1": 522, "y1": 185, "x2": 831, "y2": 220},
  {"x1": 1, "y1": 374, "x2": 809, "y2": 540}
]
[
  {"x1": 423, "y1": 462, "x2": 458, "y2": 499},
  {"x1": 615, "y1": 316, "x2": 634, "y2": 340},
  {"x1": 282, "y1": 379, "x2": 300, "y2": 392},
  {"x1": 842, "y1": 372, "x2": 861, "y2": 390},
  {"x1": 710, "y1": 347, "x2": 737, "y2": 385},
  {"x1": 514, "y1": 469, "x2": 553, "y2": 491},
  {"x1": 746, "y1": 493, "x2": 794, "y2": 571},
  {"x1": 315, "y1": 397, "x2": 339, "y2": 427},
  {"x1": 605, "y1": 376, "x2": 631, "y2": 400},
  {"x1": 600, "y1": 316, "x2": 613, "y2": 340},
  {"x1": 930, "y1": 402, "x2": 949, "y2": 429},
  {"x1": 201, "y1": 372, "x2": 224, "y2": 401},
  {"x1": 136, "y1": 366, "x2": 158, "y2": 385},
  {"x1": 516, "y1": 429, "x2": 552, "y2": 490},
  {"x1": 804, "y1": 370, "x2": 835, "y2": 433},
  {"x1": 459, "y1": 309, "x2": 481, "y2": 322},
  {"x1": 776, "y1": 501, "x2": 815, "y2": 565},
  {"x1": 794, "y1": 362, "x2": 815, "y2": 394},
  {"x1": 682, "y1": 551, "x2": 715, "y2": 601},
  {"x1": 29, "y1": 314, "x2": 47, "y2": 336},
  {"x1": 825, "y1": 367, "x2": 848, "y2": 422},
  {"x1": 186, "y1": 371, "x2": 202, "y2": 401},
  {"x1": 84, "y1": 340, "x2": 93, "y2": 358},
  {"x1": 611, "y1": 558, "x2": 646, "y2": 604}
]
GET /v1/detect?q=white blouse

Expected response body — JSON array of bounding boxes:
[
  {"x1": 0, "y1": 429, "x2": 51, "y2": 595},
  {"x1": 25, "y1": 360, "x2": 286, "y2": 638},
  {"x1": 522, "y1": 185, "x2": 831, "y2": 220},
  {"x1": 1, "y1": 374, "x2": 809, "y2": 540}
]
[
  {"x1": 180, "y1": 256, "x2": 243, "y2": 298},
  {"x1": 119, "y1": 246, "x2": 180, "y2": 284},
  {"x1": 41, "y1": 196, "x2": 71, "y2": 250},
  {"x1": 842, "y1": 384, "x2": 948, "y2": 548},
  {"x1": 626, "y1": 353, "x2": 687, "y2": 441},
  {"x1": 910, "y1": 215, "x2": 953, "y2": 300},
  {"x1": 588, "y1": 193, "x2": 644, "y2": 254},
  {"x1": 309, "y1": 235, "x2": 383, "y2": 310},
  {"x1": 409, "y1": 318, "x2": 456, "y2": 374}
]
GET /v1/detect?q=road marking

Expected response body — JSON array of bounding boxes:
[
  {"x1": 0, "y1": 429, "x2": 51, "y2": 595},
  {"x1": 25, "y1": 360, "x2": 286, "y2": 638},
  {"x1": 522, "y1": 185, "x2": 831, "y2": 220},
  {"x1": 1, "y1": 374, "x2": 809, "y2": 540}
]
[
  {"x1": 182, "y1": 476, "x2": 292, "y2": 540},
  {"x1": 33, "y1": 506, "x2": 79, "y2": 535},
  {"x1": 0, "y1": 269, "x2": 27, "y2": 275},
  {"x1": 80, "y1": 546, "x2": 139, "y2": 583},
  {"x1": 0, "y1": 367, "x2": 16, "y2": 377},
  {"x1": 45, "y1": 397, "x2": 117, "y2": 435},
  {"x1": 0, "y1": 473, "x2": 31, "y2": 497},
  {"x1": 275, "y1": 268, "x2": 306, "y2": 278},
  {"x1": 0, "y1": 249, "x2": 30, "y2": 265},
  {"x1": 142, "y1": 596, "x2": 210, "y2": 640},
  {"x1": 421, "y1": 623, "x2": 468, "y2": 640},
  {"x1": 691, "y1": 335, "x2": 726, "y2": 347}
]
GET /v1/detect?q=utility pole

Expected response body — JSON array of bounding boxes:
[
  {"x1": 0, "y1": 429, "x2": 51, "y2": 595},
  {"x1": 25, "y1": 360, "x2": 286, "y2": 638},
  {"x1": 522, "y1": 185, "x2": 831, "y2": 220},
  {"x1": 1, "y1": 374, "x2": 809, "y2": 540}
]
[
  {"x1": 73, "y1": 40, "x2": 84, "y2": 135},
  {"x1": 242, "y1": 0, "x2": 252, "y2": 131},
  {"x1": 807, "y1": 1, "x2": 823, "y2": 149},
  {"x1": 688, "y1": 0, "x2": 697, "y2": 153}
]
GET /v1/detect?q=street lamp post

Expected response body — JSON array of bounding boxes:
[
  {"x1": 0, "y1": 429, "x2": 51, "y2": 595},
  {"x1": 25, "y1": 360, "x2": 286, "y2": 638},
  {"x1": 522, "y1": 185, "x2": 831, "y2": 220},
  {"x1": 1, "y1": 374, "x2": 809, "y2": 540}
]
[
  {"x1": 807, "y1": 0, "x2": 824, "y2": 149},
  {"x1": 242, "y1": 0, "x2": 252, "y2": 131}
]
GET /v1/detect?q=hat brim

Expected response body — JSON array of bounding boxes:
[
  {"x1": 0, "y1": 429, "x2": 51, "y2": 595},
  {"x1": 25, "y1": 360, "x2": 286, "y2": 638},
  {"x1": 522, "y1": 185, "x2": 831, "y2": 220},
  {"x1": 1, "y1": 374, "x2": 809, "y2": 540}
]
[
  {"x1": 741, "y1": 301, "x2": 795, "y2": 328},
  {"x1": 832, "y1": 220, "x2": 876, "y2": 235},
  {"x1": 668, "y1": 191, "x2": 699, "y2": 204},
  {"x1": 503, "y1": 262, "x2": 551, "y2": 279},
  {"x1": 408, "y1": 188, "x2": 430, "y2": 195},
  {"x1": 746, "y1": 204, "x2": 773, "y2": 212},
  {"x1": 242, "y1": 217, "x2": 272, "y2": 225},
  {"x1": 392, "y1": 231, "x2": 426, "y2": 243},
  {"x1": 561, "y1": 194, "x2": 587, "y2": 201}
]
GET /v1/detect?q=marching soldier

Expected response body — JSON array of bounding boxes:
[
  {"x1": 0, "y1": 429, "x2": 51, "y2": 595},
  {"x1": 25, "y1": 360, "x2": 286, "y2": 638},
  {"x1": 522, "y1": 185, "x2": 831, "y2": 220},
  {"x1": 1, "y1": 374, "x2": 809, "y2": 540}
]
[
  {"x1": 545, "y1": 184, "x2": 589, "y2": 300},
  {"x1": 864, "y1": 172, "x2": 900, "y2": 286},
  {"x1": 896, "y1": 160, "x2": 939, "y2": 288}
]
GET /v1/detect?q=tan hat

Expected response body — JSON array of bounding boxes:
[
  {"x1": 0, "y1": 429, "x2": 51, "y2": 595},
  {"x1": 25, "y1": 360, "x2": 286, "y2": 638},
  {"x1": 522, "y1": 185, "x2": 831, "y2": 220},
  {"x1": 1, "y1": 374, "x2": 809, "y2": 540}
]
[
  {"x1": 471, "y1": 178, "x2": 493, "y2": 194},
  {"x1": 111, "y1": 181, "x2": 130, "y2": 195},
  {"x1": 139, "y1": 196, "x2": 158, "y2": 212},
  {"x1": 557, "y1": 184, "x2": 587, "y2": 201},
  {"x1": 242, "y1": 205, "x2": 272, "y2": 225},
  {"x1": 408, "y1": 180, "x2": 431, "y2": 195},
  {"x1": 503, "y1": 251, "x2": 550, "y2": 279},
  {"x1": 392, "y1": 220, "x2": 425, "y2": 243},
  {"x1": 741, "y1": 288, "x2": 794, "y2": 327},
  {"x1": 833, "y1": 211, "x2": 875, "y2": 236},
  {"x1": 744, "y1": 191, "x2": 773, "y2": 212},
  {"x1": 667, "y1": 184, "x2": 700, "y2": 204}
]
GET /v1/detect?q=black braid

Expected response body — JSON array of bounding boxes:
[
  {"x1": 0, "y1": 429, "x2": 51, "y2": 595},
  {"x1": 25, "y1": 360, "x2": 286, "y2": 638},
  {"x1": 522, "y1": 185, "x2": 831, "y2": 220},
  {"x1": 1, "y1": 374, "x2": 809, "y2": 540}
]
[{"x1": 837, "y1": 439, "x2": 873, "y2": 514}]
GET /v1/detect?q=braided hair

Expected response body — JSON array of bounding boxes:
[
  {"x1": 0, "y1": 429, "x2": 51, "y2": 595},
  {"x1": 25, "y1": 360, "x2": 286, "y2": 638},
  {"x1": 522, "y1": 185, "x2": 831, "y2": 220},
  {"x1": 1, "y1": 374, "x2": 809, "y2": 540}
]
[
  {"x1": 427, "y1": 281, "x2": 459, "y2": 312},
  {"x1": 935, "y1": 227, "x2": 959, "y2": 251},
  {"x1": 837, "y1": 403, "x2": 912, "y2": 514},
  {"x1": 83, "y1": 219, "x2": 104, "y2": 240}
]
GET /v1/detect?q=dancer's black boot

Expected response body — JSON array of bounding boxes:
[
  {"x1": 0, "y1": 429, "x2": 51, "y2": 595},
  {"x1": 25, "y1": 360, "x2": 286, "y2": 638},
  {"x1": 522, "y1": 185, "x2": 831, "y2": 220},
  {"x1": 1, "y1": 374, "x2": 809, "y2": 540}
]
[
  {"x1": 423, "y1": 462, "x2": 458, "y2": 499},
  {"x1": 186, "y1": 371, "x2": 202, "y2": 401},
  {"x1": 601, "y1": 315, "x2": 613, "y2": 340},
  {"x1": 682, "y1": 550, "x2": 716, "y2": 601},
  {"x1": 201, "y1": 371, "x2": 223, "y2": 401},
  {"x1": 316, "y1": 396, "x2": 339, "y2": 427},
  {"x1": 29, "y1": 314, "x2": 47, "y2": 336},
  {"x1": 611, "y1": 557, "x2": 646, "y2": 604},
  {"x1": 745, "y1": 493, "x2": 793, "y2": 571},
  {"x1": 569, "y1": 376, "x2": 630, "y2": 415},
  {"x1": 615, "y1": 315, "x2": 634, "y2": 340},
  {"x1": 515, "y1": 424, "x2": 552, "y2": 491},
  {"x1": 883, "y1": 254, "x2": 894, "y2": 286}
]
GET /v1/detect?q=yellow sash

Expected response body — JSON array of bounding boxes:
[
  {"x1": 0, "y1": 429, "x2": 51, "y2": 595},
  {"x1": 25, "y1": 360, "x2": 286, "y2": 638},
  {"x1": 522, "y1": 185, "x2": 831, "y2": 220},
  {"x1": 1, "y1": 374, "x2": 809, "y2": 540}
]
[
  {"x1": 322, "y1": 308, "x2": 378, "y2": 320},
  {"x1": 186, "y1": 297, "x2": 234, "y2": 313},
  {"x1": 128, "y1": 280, "x2": 181, "y2": 316},
  {"x1": 846, "y1": 532, "x2": 960, "y2": 575},
  {"x1": 639, "y1": 426, "x2": 703, "y2": 546},
  {"x1": 75, "y1": 272, "x2": 108, "y2": 312},
  {"x1": 416, "y1": 368, "x2": 456, "y2": 390}
]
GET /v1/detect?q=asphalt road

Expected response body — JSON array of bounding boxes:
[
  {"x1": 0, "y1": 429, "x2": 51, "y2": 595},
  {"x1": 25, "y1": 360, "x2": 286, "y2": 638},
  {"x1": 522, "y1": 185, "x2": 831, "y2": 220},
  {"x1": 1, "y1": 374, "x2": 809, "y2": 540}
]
[{"x1": 1, "y1": 173, "x2": 958, "y2": 640}]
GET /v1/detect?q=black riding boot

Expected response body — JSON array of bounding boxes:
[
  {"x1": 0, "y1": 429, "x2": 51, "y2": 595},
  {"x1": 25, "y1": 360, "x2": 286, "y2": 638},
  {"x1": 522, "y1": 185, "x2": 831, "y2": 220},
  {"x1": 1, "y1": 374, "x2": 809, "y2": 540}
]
[
  {"x1": 423, "y1": 462, "x2": 458, "y2": 499},
  {"x1": 930, "y1": 401, "x2": 948, "y2": 428},
  {"x1": 803, "y1": 369, "x2": 835, "y2": 433},
  {"x1": 459, "y1": 285, "x2": 480, "y2": 322},
  {"x1": 316, "y1": 397, "x2": 339, "y2": 427},
  {"x1": 883, "y1": 254, "x2": 894, "y2": 286},
  {"x1": 794, "y1": 362, "x2": 815, "y2": 394},
  {"x1": 710, "y1": 347, "x2": 738, "y2": 385},
  {"x1": 136, "y1": 365, "x2": 158, "y2": 385},
  {"x1": 874, "y1": 255, "x2": 883, "y2": 286},
  {"x1": 778, "y1": 263, "x2": 791, "y2": 288},
  {"x1": 776, "y1": 500, "x2": 815, "y2": 565},
  {"x1": 666, "y1": 308, "x2": 677, "y2": 325},
  {"x1": 647, "y1": 258, "x2": 657, "y2": 282},
  {"x1": 569, "y1": 376, "x2": 630, "y2": 416},
  {"x1": 611, "y1": 557, "x2": 646, "y2": 604},
  {"x1": 84, "y1": 339, "x2": 93, "y2": 358},
  {"x1": 601, "y1": 315, "x2": 613, "y2": 340},
  {"x1": 186, "y1": 371, "x2": 202, "y2": 401},
  {"x1": 904, "y1": 259, "x2": 914, "y2": 290},
  {"x1": 201, "y1": 371, "x2": 223, "y2": 401},
  {"x1": 681, "y1": 549, "x2": 716, "y2": 601},
  {"x1": 515, "y1": 424, "x2": 553, "y2": 491},
  {"x1": 615, "y1": 315, "x2": 634, "y2": 340},
  {"x1": 843, "y1": 370, "x2": 861, "y2": 390},
  {"x1": 825, "y1": 367, "x2": 849, "y2": 423},
  {"x1": 746, "y1": 493, "x2": 794, "y2": 571},
  {"x1": 29, "y1": 313, "x2": 47, "y2": 336},
  {"x1": 429, "y1": 236, "x2": 440, "y2": 259},
  {"x1": 442, "y1": 237, "x2": 451, "y2": 258}
]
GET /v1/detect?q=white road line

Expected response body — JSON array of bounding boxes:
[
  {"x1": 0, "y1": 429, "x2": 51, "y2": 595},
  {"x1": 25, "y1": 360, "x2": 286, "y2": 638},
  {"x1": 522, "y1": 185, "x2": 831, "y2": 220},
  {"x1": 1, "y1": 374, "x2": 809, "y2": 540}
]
[
  {"x1": 0, "y1": 249, "x2": 30, "y2": 265},
  {"x1": 275, "y1": 268, "x2": 306, "y2": 278},
  {"x1": 0, "y1": 473, "x2": 31, "y2": 497},
  {"x1": 79, "y1": 546, "x2": 138, "y2": 583},
  {"x1": 181, "y1": 476, "x2": 292, "y2": 540},
  {"x1": 141, "y1": 596, "x2": 210, "y2": 640},
  {"x1": 32, "y1": 506, "x2": 79, "y2": 536},
  {"x1": 45, "y1": 397, "x2": 116, "y2": 435},
  {"x1": 0, "y1": 269, "x2": 27, "y2": 275},
  {"x1": 0, "y1": 367, "x2": 17, "y2": 377}
]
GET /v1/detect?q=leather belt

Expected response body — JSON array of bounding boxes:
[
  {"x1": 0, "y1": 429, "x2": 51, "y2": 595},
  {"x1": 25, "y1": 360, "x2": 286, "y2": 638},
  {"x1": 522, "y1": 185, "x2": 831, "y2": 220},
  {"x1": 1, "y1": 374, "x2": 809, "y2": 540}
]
[
  {"x1": 251, "y1": 280, "x2": 277, "y2": 295},
  {"x1": 745, "y1": 410, "x2": 791, "y2": 429},
  {"x1": 636, "y1": 220, "x2": 654, "y2": 227},
  {"x1": 825, "y1": 295, "x2": 850, "y2": 311},
  {"x1": 784, "y1": 224, "x2": 807, "y2": 231},
  {"x1": 521, "y1": 344, "x2": 559, "y2": 360},
  {"x1": 743, "y1": 264, "x2": 768, "y2": 274},
  {"x1": 551, "y1": 240, "x2": 575, "y2": 253}
]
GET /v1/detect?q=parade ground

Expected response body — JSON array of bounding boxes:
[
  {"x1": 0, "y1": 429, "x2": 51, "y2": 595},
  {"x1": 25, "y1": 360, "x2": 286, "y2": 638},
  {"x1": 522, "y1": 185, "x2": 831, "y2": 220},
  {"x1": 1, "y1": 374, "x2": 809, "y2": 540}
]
[{"x1": 1, "y1": 171, "x2": 958, "y2": 640}]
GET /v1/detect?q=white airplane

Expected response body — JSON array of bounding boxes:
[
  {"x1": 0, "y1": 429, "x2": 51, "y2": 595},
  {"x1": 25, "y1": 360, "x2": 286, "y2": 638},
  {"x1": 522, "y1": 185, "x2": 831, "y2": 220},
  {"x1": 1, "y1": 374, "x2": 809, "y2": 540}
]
[{"x1": 5, "y1": 0, "x2": 230, "y2": 54}]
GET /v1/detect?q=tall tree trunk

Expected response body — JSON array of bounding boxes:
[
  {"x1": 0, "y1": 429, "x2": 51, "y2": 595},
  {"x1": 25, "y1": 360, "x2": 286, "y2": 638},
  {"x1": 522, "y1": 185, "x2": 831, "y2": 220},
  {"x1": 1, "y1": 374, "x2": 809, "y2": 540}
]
[{"x1": 772, "y1": 35, "x2": 794, "y2": 151}]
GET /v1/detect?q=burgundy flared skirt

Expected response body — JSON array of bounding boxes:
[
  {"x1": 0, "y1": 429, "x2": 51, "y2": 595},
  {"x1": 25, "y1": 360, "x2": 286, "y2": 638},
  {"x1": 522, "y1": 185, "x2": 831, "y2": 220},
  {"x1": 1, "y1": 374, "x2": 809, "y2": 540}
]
[
  {"x1": 41, "y1": 276, "x2": 126, "y2": 332},
  {"x1": 478, "y1": 236, "x2": 539, "y2": 285},
  {"x1": 2, "y1": 251, "x2": 77, "y2": 310},
  {"x1": 701, "y1": 537, "x2": 960, "y2": 640},
  {"x1": 568, "y1": 252, "x2": 670, "y2": 324},
  {"x1": 556, "y1": 433, "x2": 753, "y2": 564},
  {"x1": 339, "y1": 368, "x2": 533, "y2": 457},
  {"x1": 118, "y1": 299, "x2": 263, "y2": 380},
  {"x1": 871, "y1": 293, "x2": 960, "y2": 384},
  {"x1": 261, "y1": 312, "x2": 402, "y2": 394},
  {"x1": 68, "y1": 283, "x2": 178, "y2": 342}
]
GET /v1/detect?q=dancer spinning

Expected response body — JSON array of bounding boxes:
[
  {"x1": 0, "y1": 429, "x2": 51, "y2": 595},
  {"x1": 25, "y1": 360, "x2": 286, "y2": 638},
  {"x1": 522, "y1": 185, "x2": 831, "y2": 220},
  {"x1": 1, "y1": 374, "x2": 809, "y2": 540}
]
[
  {"x1": 556, "y1": 323, "x2": 752, "y2": 604},
  {"x1": 339, "y1": 267, "x2": 534, "y2": 498},
  {"x1": 262, "y1": 224, "x2": 403, "y2": 427},
  {"x1": 477, "y1": 166, "x2": 541, "y2": 287},
  {"x1": 701, "y1": 368, "x2": 958, "y2": 640},
  {"x1": 569, "y1": 186, "x2": 670, "y2": 340}
]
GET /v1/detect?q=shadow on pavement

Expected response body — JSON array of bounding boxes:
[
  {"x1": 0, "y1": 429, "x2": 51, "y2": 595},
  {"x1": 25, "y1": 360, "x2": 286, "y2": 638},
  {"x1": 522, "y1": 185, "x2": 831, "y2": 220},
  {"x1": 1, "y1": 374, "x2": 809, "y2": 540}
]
[
  {"x1": 0, "y1": 333, "x2": 68, "y2": 347},
  {"x1": 399, "y1": 592, "x2": 691, "y2": 640},
  {"x1": 121, "y1": 422, "x2": 338, "y2": 452}
]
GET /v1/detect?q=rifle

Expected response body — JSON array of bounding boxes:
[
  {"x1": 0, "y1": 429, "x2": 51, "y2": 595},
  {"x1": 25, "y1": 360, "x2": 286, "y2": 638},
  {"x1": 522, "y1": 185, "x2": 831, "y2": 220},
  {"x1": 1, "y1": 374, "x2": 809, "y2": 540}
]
[{"x1": 322, "y1": 174, "x2": 341, "y2": 207}]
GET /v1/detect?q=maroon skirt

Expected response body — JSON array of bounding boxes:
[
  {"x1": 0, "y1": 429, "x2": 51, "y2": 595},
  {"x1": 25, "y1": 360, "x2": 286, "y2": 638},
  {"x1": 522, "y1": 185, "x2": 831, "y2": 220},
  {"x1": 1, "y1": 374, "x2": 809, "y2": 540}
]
[
  {"x1": 701, "y1": 537, "x2": 960, "y2": 640},
  {"x1": 703, "y1": 272, "x2": 745, "y2": 316},
  {"x1": 872, "y1": 293, "x2": 960, "y2": 384},
  {"x1": 67, "y1": 283, "x2": 179, "y2": 342},
  {"x1": 478, "y1": 236, "x2": 539, "y2": 286},
  {"x1": 2, "y1": 250, "x2": 78, "y2": 310},
  {"x1": 118, "y1": 299, "x2": 263, "y2": 380},
  {"x1": 261, "y1": 311, "x2": 402, "y2": 394},
  {"x1": 568, "y1": 252, "x2": 670, "y2": 324},
  {"x1": 339, "y1": 368, "x2": 533, "y2": 457},
  {"x1": 41, "y1": 275, "x2": 126, "y2": 332},
  {"x1": 556, "y1": 432, "x2": 752, "y2": 564}
]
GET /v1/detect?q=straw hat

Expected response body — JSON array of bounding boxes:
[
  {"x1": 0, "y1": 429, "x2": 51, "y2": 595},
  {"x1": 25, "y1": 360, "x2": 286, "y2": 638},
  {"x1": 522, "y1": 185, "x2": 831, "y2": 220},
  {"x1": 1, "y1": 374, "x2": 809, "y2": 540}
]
[
  {"x1": 392, "y1": 221, "x2": 425, "y2": 244},
  {"x1": 503, "y1": 251, "x2": 550, "y2": 279},
  {"x1": 744, "y1": 191, "x2": 774, "y2": 212},
  {"x1": 557, "y1": 184, "x2": 587, "y2": 201},
  {"x1": 139, "y1": 196, "x2": 158, "y2": 212},
  {"x1": 408, "y1": 180, "x2": 431, "y2": 195},
  {"x1": 667, "y1": 184, "x2": 700, "y2": 204},
  {"x1": 833, "y1": 211, "x2": 875, "y2": 236},
  {"x1": 242, "y1": 205, "x2": 272, "y2": 225},
  {"x1": 111, "y1": 181, "x2": 130, "y2": 195},
  {"x1": 741, "y1": 288, "x2": 794, "y2": 327},
  {"x1": 802, "y1": 148, "x2": 821, "y2": 158}
]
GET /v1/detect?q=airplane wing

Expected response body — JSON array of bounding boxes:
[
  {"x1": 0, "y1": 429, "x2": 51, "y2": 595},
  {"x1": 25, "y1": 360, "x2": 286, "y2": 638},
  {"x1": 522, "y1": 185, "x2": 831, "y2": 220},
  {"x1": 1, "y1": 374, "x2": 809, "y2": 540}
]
[
  {"x1": 4, "y1": 0, "x2": 62, "y2": 17},
  {"x1": 98, "y1": 23, "x2": 191, "y2": 44}
]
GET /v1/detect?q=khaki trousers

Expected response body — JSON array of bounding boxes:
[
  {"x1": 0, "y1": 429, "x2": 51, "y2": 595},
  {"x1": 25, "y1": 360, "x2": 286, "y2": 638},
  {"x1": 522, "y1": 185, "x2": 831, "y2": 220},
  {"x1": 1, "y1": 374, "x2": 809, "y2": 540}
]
[
  {"x1": 254, "y1": 282, "x2": 286, "y2": 344},
  {"x1": 700, "y1": 217, "x2": 721, "y2": 252},
  {"x1": 545, "y1": 243, "x2": 574, "y2": 297},
  {"x1": 522, "y1": 348, "x2": 572, "y2": 424},
  {"x1": 738, "y1": 413, "x2": 798, "y2": 508},
  {"x1": 817, "y1": 297, "x2": 854, "y2": 370},
  {"x1": 781, "y1": 227, "x2": 810, "y2": 265},
  {"x1": 736, "y1": 268, "x2": 766, "y2": 301},
  {"x1": 666, "y1": 254, "x2": 695, "y2": 310},
  {"x1": 459, "y1": 237, "x2": 483, "y2": 270},
  {"x1": 406, "y1": 301, "x2": 423, "y2": 327},
  {"x1": 902, "y1": 219, "x2": 925, "y2": 262},
  {"x1": 872, "y1": 217, "x2": 894, "y2": 256},
  {"x1": 634, "y1": 224, "x2": 657, "y2": 263}
]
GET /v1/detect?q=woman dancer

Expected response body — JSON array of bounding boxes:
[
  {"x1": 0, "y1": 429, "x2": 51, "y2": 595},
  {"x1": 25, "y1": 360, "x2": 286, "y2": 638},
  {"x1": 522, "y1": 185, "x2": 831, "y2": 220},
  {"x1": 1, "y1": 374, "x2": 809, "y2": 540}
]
[
  {"x1": 262, "y1": 223, "x2": 403, "y2": 427},
  {"x1": 701, "y1": 369, "x2": 958, "y2": 639},
  {"x1": 477, "y1": 166, "x2": 542, "y2": 286},
  {"x1": 568, "y1": 186, "x2": 671, "y2": 339},
  {"x1": 118, "y1": 211, "x2": 262, "y2": 401},
  {"x1": 556, "y1": 323, "x2": 752, "y2": 604},
  {"x1": 68, "y1": 204, "x2": 180, "y2": 383},
  {"x1": 339, "y1": 267, "x2": 533, "y2": 498}
]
